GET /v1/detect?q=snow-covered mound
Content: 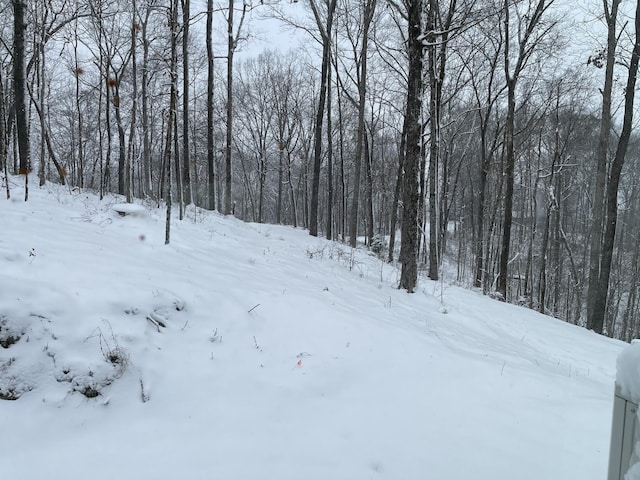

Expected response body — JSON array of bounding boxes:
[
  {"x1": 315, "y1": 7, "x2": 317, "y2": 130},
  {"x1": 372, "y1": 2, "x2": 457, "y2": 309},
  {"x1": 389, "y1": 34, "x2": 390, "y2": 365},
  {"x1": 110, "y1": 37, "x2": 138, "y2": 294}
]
[{"x1": 0, "y1": 178, "x2": 625, "y2": 479}]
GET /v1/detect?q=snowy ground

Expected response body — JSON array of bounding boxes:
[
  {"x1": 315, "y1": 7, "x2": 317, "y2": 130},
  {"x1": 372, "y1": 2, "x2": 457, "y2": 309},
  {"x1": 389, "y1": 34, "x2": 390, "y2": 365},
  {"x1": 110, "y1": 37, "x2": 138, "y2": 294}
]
[{"x1": 0, "y1": 178, "x2": 625, "y2": 479}]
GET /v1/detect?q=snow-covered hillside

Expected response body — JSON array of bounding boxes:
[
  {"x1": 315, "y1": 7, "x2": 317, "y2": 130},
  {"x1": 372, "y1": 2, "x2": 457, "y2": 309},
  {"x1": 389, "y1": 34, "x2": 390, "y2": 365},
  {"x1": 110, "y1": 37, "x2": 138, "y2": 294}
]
[{"x1": 0, "y1": 178, "x2": 625, "y2": 479}]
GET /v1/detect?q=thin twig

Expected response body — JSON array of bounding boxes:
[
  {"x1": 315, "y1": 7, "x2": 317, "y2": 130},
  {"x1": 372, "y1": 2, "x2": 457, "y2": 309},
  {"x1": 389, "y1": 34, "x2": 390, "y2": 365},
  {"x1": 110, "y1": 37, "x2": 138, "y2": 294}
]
[{"x1": 248, "y1": 304, "x2": 261, "y2": 313}]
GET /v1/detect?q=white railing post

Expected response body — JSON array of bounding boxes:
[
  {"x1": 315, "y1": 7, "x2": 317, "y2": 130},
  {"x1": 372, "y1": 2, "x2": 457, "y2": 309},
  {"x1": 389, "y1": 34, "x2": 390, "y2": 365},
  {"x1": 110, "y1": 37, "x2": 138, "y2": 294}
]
[{"x1": 609, "y1": 343, "x2": 640, "y2": 480}]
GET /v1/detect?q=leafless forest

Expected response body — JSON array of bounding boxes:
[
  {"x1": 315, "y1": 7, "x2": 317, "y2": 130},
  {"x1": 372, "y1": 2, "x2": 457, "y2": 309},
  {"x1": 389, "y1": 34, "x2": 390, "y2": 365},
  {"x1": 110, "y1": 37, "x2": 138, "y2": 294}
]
[{"x1": 2, "y1": 0, "x2": 640, "y2": 340}]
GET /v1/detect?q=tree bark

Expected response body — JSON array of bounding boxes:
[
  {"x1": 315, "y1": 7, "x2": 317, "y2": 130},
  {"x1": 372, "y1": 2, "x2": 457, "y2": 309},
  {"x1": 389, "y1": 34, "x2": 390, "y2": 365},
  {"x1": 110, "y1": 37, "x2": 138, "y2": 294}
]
[
  {"x1": 591, "y1": 0, "x2": 640, "y2": 334},
  {"x1": 348, "y1": 0, "x2": 376, "y2": 247},
  {"x1": 13, "y1": 0, "x2": 30, "y2": 190},
  {"x1": 587, "y1": 0, "x2": 620, "y2": 332},
  {"x1": 399, "y1": 0, "x2": 423, "y2": 293},
  {"x1": 224, "y1": 0, "x2": 235, "y2": 215},
  {"x1": 165, "y1": 0, "x2": 179, "y2": 244},
  {"x1": 182, "y1": 0, "x2": 192, "y2": 206},
  {"x1": 206, "y1": 0, "x2": 215, "y2": 210},
  {"x1": 309, "y1": 0, "x2": 337, "y2": 237}
]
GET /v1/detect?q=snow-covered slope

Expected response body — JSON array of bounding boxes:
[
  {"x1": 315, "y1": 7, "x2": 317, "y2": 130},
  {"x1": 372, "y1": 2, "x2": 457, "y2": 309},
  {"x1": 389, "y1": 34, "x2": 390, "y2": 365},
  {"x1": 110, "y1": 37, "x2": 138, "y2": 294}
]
[{"x1": 0, "y1": 179, "x2": 625, "y2": 479}]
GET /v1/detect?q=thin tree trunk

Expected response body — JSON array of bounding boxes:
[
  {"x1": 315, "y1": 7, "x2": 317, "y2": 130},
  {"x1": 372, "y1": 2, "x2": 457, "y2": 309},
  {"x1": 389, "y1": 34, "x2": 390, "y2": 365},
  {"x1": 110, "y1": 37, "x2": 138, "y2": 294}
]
[
  {"x1": 593, "y1": 0, "x2": 640, "y2": 335},
  {"x1": 206, "y1": 0, "x2": 215, "y2": 210},
  {"x1": 165, "y1": 0, "x2": 178, "y2": 244},
  {"x1": 126, "y1": 1, "x2": 139, "y2": 204},
  {"x1": 365, "y1": 129, "x2": 374, "y2": 245},
  {"x1": 326, "y1": 52, "x2": 334, "y2": 239},
  {"x1": 309, "y1": 0, "x2": 337, "y2": 237},
  {"x1": 349, "y1": 0, "x2": 376, "y2": 247},
  {"x1": 224, "y1": 0, "x2": 234, "y2": 215},
  {"x1": 74, "y1": 16, "x2": 84, "y2": 189},
  {"x1": 182, "y1": 0, "x2": 192, "y2": 205},
  {"x1": 388, "y1": 129, "x2": 406, "y2": 263},
  {"x1": 587, "y1": 0, "x2": 620, "y2": 332},
  {"x1": 0, "y1": 68, "x2": 6, "y2": 179},
  {"x1": 141, "y1": 8, "x2": 152, "y2": 197}
]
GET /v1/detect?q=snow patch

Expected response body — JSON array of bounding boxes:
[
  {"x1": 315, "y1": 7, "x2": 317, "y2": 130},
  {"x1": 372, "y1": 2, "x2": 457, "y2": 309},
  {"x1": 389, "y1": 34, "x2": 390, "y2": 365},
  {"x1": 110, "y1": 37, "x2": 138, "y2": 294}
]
[{"x1": 112, "y1": 203, "x2": 147, "y2": 217}]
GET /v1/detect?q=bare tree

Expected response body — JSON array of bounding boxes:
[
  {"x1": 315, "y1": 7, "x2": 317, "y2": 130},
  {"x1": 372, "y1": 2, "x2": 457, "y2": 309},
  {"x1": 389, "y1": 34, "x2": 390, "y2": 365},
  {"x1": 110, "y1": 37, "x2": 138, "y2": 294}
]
[
  {"x1": 497, "y1": 0, "x2": 557, "y2": 299},
  {"x1": 308, "y1": 0, "x2": 338, "y2": 236},
  {"x1": 399, "y1": 0, "x2": 422, "y2": 292},
  {"x1": 586, "y1": 0, "x2": 621, "y2": 333},
  {"x1": 165, "y1": 0, "x2": 179, "y2": 244},
  {"x1": 223, "y1": 0, "x2": 248, "y2": 215},
  {"x1": 590, "y1": 0, "x2": 640, "y2": 335},
  {"x1": 182, "y1": 0, "x2": 192, "y2": 206},
  {"x1": 13, "y1": 0, "x2": 29, "y2": 199},
  {"x1": 206, "y1": 0, "x2": 215, "y2": 210},
  {"x1": 346, "y1": 0, "x2": 378, "y2": 247}
]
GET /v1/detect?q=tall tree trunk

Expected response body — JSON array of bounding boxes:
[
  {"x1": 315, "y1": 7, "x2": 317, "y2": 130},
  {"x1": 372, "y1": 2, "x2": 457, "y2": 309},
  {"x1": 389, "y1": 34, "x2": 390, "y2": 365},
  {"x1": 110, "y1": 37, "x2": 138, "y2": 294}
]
[
  {"x1": 326, "y1": 53, "x2": 334, "y2": 240},
  {"x1": 73, "y1": 15, "x2": 84, "y2": 189},
  {"x1": 399, "y1": 0, "x2": 423, "y2": 292},
  {"x1": 224, "y1": 0, "x2": 234, "y2": 215},
  {"x1": 365, "y1": 129, "x2": 374, "y2": 245},
  {"x1": 37, "y1": 17, "x2": 47, "y2": 187},
  {"x1": 182, "y1": 0, "x2": 192, "y2": 205},
  {"x1": 141, "y1": 8, "x2": 152, "y2": 198},
  {"x1": 0, "y1": 68, "x2": 6, "y2": 180},
  {"x1": 13, "y1": 0, "x2": 30, "y2": 200},
  {"x1": 587, "y1": 0, "x2": 620, "y2": 332},
  {"x1": 388, "y1": 128, "x2": 406, "y2": 263},
  {"x1": 126, "y1": 1, "x2": 139, "y2": 204},
  {"x1": 223, "y1": 0, "x2": 247, "y2": 215},
  {"x1": 165, "y1": 0, "x2": 179, "y2": 244},
  {"x1": 592, "y1": 0, "x2": 640, "y2": 335},
  {"x1": 206, "y1": 0, "x2": 215, "y2": 210},
  {"x1": 309, "y1": 0, "x2": 337, "y2": 237},
  {"x1": 497, "y1": 76, "x2": 516, "y2": 299},
  {"x1": 425, "y1": 0, "x2": 454, "y2": 281},
  {"x1": 113, "y1": 82, "x2": 127, "y2": 197},
  {"x1": 349, "y1": 0, "x2": 376, "y2": 247},
  {"x1": 497, "y1": 0, "x2": 552, "y2": 299}
]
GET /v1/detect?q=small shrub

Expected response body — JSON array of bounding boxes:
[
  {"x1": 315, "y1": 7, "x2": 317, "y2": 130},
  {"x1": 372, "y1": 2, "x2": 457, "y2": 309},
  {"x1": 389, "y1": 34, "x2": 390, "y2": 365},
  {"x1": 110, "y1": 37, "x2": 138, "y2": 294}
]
[
  {"x1": 79, "y1": 385, "x2": 100, "y2": 398},
  {"x1": 0, "y1": 387, "x2": 21, "y2": 401},
  {"x1": 0, "y1": 375, "x2": 32, "y2": 401},
  {"x1": 370, "y1": 234, "x2": 387, "y2": 257},
  {"x1": 0, "y1": 316, "x2": 23, "y2": 348},
  {"x1": 0, "y1": 334, "x2": 20, "y2": 349}
]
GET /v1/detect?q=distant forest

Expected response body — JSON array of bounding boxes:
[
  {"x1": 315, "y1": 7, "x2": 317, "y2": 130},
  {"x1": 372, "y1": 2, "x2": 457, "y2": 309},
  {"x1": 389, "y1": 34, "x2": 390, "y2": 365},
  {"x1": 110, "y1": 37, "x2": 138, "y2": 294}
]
[{"x1": 2, "y1": 0, "x2": 640, "y2": 341}]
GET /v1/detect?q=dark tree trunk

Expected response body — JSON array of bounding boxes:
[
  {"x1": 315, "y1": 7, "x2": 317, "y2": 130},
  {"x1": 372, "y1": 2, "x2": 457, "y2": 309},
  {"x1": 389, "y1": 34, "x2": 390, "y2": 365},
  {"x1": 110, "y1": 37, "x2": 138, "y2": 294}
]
[
  {"x1": 587, "y1": 0, "x2": 620, "y2": 332},
  {"x1": 0, "y1": 68, "x2": 6, "y2": 177},
  {"x1": 497, "y1": 78, "x2": 516, "y2": 299},
  {"x1": 141, "y1": 9, "x2": 152, "y2": 198},
  {"x1": 365, "y1": 129, "x2": 374, "y2": 245},
  {"x1": 126, "y1": 0, "x2": 138, "y2": 203},
  {"x1": 592, "y1": 0, "x2": 640, "y2": 335},
  {"x1": 309, "y1": 0, "x2": 337, "y2": 237},
  {"x1": 182, "y1": 0, "x2": 192, "y2": 205},
  {"x1": 13, "y1": 0, "x2": 30, "y2": 193},
  {"x1": 224, "y1": 0, "x2": 234, "y2": 215},
  {"x1": 206, "y1": 0, "x2": 215, "y2": 210},
  {"x1": 113, "y1": 82, "x2": 127, "y2": 196},
  {"x1": 165, "y1": 0, "x2": 179, "y2": 244},
  {"x1": 497, "y1": 0, "x2": 551, "y2": 299},
  {"x1": 348, "y1": 0, "x2": 376, "y2": 247},
  {"x1": 326, "y1": 54, "x2": 334, "y2": 240},
  {"x1": 399, "y1": 0, "x2": 423, "y2": 293}
]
